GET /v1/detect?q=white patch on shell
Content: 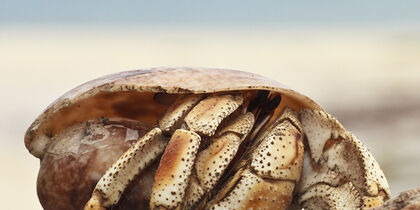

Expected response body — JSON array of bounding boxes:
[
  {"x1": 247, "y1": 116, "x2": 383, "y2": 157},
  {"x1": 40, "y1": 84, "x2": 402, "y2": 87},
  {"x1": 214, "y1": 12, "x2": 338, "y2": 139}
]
[
  {"x1": 93, "y1": 128, "x2": 165, "y2": 207},
  {"x1": 299, "y1": 182, "x2": 362, "y2": 210},
  {"x1": 150, "y1": 129, "x2": 201, "y2": 209},
  {"x1": 125, "y1": 128, "x2": 139, "y2": 141},
  {"x1": 159, "y1": 94, "x2": 203, "y2": 132},
  {"x1": 299, "y1": 109, "x2": 347, "y2": 163},
  {"x1": 251, "y1": 120, "x2": 303, "y2": 181},
  {"x1": 30, "y1": 134, "x2": 50, "y2": 157},
  {"x1": 195, "y1": 133, "x2": 241, "y2": 191},
  {"x1": 184, "y1": 93, "x2": 244, "y2": 136},
  {"x1": 210, "y1": 169, "x2": 294, "y2": 210},
  {"x1": 47, "y1": 122, "x2": 110, "y2": 155}
]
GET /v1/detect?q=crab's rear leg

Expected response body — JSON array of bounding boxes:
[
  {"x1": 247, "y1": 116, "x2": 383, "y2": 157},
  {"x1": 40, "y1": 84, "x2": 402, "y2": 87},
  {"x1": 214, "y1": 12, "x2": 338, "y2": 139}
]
[{"x1": 294, "y1": 109, "x2": 391, "y2": 209}]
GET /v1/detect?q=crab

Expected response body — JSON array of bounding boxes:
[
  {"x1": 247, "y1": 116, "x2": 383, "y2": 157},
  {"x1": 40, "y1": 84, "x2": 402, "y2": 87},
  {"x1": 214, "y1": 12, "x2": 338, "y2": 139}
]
[{"x1": 25, "y1": 67, "x2": 390, "y2": 210}]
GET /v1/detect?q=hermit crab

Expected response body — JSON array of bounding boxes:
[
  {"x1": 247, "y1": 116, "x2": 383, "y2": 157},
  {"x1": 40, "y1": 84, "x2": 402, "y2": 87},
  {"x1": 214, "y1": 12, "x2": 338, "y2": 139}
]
[{"x1": 25, "y1": 67, "x2": 391, "y2": 210}]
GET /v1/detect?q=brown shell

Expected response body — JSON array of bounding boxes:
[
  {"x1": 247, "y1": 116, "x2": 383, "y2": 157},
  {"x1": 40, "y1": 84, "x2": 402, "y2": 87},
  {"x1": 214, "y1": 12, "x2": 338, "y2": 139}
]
[{"x1": 25, "y1": 67, "x2": 322, "y2": 158}]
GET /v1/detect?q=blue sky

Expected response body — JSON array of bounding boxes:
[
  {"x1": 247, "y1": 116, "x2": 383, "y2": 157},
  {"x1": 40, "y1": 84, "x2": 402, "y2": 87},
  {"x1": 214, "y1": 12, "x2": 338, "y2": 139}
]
[{"x1": 1, "y1": 0, "x2": 420, "y2": 26}]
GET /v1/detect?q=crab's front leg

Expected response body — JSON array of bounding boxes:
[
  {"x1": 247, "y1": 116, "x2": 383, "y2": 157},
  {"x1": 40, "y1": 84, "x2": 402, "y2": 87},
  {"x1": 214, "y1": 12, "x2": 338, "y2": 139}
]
[
  {"x1": 207, "y1": 107, "x2": 304, "y2": 209},
  {"x1": 85, "y1": 93, "x2": 254, "y2": 210},
  {"x1": 84, "y1": 94, "x2": 206, "y2": 210},
  {"x1": 150, "y1": 93, "x2": 253, "y2": 209}
]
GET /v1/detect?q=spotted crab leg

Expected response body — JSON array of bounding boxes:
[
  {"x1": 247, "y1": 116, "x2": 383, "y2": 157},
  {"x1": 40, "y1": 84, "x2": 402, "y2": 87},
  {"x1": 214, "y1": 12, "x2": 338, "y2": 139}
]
[
  {"x1": 207, "y1": 107, "x2": 304, "y2": 210},
  {"x1": 293, "y1": 109, "x2": 391, "y2": 209},
  {"x1": 150, "y1": 129, "x2": 202, "y2": 210},
  {"x1": 183, "y1": 112, "x2": 255, "y2": 208},
  {"x1": 83, "y1": 94, "x2": 205, "y2": 210},
  {"x1": 150, "y1": 93, "x2": 249, "y2": 209},
  {"x1": 84, "y1": 128, "x2": 167, "y2": 210}
]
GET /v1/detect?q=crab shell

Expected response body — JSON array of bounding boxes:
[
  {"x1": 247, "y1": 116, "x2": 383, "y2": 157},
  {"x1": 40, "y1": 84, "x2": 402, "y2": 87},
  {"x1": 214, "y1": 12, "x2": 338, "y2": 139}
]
[{"x1": 25, "y1": 67, "x2": 321, "y2": 158}]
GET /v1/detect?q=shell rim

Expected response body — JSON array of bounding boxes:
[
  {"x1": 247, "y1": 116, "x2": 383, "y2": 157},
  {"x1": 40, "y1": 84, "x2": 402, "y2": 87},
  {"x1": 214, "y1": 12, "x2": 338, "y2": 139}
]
[{"x1": 24, "y1": 67, "x2": 322, "y2": 157}]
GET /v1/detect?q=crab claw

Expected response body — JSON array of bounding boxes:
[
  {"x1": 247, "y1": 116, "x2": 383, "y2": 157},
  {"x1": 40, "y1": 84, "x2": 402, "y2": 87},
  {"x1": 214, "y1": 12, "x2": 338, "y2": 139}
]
[{"x1": 295, "y1": 109, "x2": 390, "y2": 209}]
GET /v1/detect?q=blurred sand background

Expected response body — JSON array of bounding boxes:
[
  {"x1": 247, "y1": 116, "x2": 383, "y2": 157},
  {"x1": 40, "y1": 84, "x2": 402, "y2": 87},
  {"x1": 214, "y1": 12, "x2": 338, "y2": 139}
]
[{"x1": 1, "y1": 1, "x2": 420, "y2": 209}]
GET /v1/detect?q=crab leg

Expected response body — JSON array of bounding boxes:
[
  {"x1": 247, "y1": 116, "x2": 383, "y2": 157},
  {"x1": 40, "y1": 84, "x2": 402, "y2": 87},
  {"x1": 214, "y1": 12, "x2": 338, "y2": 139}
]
[
  {"x1": 84, "y1": 128, "x2": 167, "y2": 210},
  {"x1": 183, "y1": 112, "x2": 255, "y2": 208},
  {"x1": 208, "y1": 108, "x2": 304, "y2": 210},
  {"x1": 150, "y1": 93, "x2": 247, "y2": 209},
  {"x1": 294, "y1": 109, "x2": 390, "y2": 209},
  {"x1": 84, "y1": 94, "x2": 204, "y2": 210},
  {"x1": 159, "y1": 94, "x2": 204, "y2": 134},
  {"x1": 212, "y1": 169, "x2": 296, "y2": 209},
  {"x1": 183, "y1": 93, "x2": 244, "y2": 136},
  {"x1": 150, "y1": 129, "x2": 201, "y2": 209}
]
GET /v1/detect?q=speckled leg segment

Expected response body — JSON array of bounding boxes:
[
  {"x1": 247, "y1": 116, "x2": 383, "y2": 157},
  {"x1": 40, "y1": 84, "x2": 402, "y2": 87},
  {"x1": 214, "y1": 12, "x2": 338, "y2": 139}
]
[
  {"x1": 183, "y1": 112, "x2": 255, "y2": 208},
  {"x1": 150, "y1": 129, "x2": 201, "y2": 209},
  {"x1": 84, "y1": 128, "x2": 167, "y2": 210},
  {"x1": 211, "y1": 169, "x2": 296, "y2": 210},
  {"x1": 208, "y1": 108, "x2": 304, "y2": 210},
  {"x1": 150, "y1": 93, "x2": 255, "y2": 209}
]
